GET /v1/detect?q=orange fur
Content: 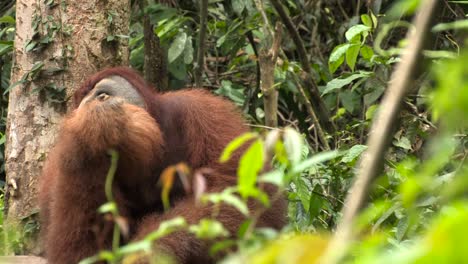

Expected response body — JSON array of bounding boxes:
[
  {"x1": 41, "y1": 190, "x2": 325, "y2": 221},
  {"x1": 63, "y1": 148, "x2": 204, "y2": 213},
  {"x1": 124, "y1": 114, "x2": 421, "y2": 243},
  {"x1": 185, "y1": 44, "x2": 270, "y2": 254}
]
[{"x1": 39, "y1": 67, "x2": 287, "y2": 264}]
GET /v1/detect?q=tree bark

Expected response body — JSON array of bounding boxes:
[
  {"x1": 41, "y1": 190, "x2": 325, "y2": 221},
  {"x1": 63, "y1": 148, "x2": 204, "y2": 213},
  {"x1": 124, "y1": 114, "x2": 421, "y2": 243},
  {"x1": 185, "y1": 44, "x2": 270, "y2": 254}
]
[
  {"x1": 194, "y1": 0, "x2": 208, "y2": 87},
  {"x1": 5, "y1": 0, "x2": 130, "y2": 254},
  {"x1": 143, "y1": 5, "x2": 168, "y2": 91},
  {"x1": 258, "y1": 23, "x2": 281, "y2": 127}
]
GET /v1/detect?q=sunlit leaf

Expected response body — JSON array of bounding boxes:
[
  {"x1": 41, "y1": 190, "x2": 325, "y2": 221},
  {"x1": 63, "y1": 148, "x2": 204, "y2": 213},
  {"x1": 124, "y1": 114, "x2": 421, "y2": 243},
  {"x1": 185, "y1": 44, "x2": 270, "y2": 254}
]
[
  {"x1": 341, "y1": 145, "x2": 367, "y2": 163},
  {"x1": 168, "y1": 32, "x2": 187, "y2": 63},
  {"x1": 0, "y1": 16, "x2": 15, "y2": 24},
  {"x1": 361, "y1": 14, "x2": 373, "y2": 28},
  {"x1": 283, "y1": 128, "x2": 303, "y2": 167},
  {"x1": 345, "y1": 25, "x2": 371, "y2": 41},
  {"x1": 360, "y1": 45, "x2": 374, "y2": 60},
  {"x1": 189, "y1": 219, "x2": 230, "y2": 239},
  {"x1": 293, "y1": 150, "x2": 341, "y2": 174},
  {"x1": 97, "y1": 202, "x2": 117, "y2": 214},
  {"x1": 329, "y1": 43, "x2": 350, "y2": 73},
  {"x1": 220, "y1": 132, "x2": 257, "y2": 163},
  {"x1": 346, "y1": 44, "x2": 361, "y2": 71},
  {"x1": 238, "y1": 139, "x2": 264, "y2": 198},
  {"x1": 323, "y1": 71, "x2": 373, "y2": 95}
]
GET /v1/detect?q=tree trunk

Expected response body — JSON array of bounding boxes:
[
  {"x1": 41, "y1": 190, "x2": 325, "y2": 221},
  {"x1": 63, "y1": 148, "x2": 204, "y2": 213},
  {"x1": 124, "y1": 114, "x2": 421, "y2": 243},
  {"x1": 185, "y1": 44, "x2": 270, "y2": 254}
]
[
  {"x1": 143, "y1": 12, "x2": 168, "y2": 91},
  {"x1": 5, "y1": 0, "x2": 130, "y2": 254}
]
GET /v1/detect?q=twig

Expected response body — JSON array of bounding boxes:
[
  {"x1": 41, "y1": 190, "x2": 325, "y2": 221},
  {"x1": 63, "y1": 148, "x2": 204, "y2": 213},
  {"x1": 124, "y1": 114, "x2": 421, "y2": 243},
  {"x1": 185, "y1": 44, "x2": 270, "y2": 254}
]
[
  {"x1": 292, "y1": 75, "x2": 331, "y2": 150},
  {"x1": 320, "y1": 1, "x2": 441, "y2": 263}
]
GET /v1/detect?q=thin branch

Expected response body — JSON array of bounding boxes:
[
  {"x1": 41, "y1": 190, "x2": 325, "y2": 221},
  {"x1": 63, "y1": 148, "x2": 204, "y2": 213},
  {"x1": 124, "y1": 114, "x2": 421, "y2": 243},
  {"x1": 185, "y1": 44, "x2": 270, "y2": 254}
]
[
  {"x1": 292, "y1": 75, "x2": 331, "y2": 150},
  {"x1": 244, "y1": 31, "x2": 262, "y2": 114},
  {"x1": 194, "y1": 0, "x2": 208, "y2": 87},
  {"x1": 320, "y1": 1, "x2": 441, "y2": 263},
  {"x1": 270, "y1": 0, "x2": 335, "y2": 135}
]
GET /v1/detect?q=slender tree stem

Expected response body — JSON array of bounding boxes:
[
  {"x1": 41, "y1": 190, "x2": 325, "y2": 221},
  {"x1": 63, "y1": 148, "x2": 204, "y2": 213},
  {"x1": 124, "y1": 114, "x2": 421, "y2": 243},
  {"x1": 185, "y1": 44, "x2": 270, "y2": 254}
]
[
  {"x1": 105, "y1": 149, "x2": 120, "y2": 255},
  {"x1": 194, "y1": 0, "x2": 208, "y2": 87}
]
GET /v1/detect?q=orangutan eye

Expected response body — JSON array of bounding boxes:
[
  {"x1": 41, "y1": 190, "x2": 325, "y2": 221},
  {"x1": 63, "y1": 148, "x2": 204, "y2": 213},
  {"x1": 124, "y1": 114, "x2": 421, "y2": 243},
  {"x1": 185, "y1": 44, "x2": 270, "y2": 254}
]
[{"x1": 96, "y1": 92, "x2": 110, "y2": 101}]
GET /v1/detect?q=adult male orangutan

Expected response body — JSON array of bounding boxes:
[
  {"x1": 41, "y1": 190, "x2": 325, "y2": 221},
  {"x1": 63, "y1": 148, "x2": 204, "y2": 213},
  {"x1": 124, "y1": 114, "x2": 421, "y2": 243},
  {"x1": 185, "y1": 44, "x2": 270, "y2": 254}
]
[{"x1": 38, "y1": 67, "x2": 286, "y2": 264}]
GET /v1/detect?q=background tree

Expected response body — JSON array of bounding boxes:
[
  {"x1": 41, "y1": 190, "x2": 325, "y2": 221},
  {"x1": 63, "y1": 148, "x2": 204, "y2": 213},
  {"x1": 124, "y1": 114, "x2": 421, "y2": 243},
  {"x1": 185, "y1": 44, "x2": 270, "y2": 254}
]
[{"x1": 4, "y1": 0, "x2": 130, "y2": 252}]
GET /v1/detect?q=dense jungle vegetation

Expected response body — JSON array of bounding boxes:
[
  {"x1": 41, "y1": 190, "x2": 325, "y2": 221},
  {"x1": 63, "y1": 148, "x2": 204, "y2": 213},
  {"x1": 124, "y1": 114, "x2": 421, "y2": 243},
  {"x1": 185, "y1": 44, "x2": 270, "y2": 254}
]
[{"x1": 1, "y1": 0, "x2": 468, "y2": 263}]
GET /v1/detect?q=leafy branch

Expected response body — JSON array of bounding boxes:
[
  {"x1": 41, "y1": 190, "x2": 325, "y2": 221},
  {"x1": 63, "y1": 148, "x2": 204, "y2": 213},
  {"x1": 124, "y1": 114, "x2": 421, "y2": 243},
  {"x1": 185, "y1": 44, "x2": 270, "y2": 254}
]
[{"x1": 320, "y1": 1, "x2": 442, "y2": 263}]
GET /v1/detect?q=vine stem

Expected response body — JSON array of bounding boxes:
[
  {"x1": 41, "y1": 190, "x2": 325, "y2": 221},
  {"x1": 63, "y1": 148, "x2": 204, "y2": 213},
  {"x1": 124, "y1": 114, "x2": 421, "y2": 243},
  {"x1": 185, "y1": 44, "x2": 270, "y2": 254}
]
[{"x1": 105, "y1": 149, "x2": 120, "y2": 260}]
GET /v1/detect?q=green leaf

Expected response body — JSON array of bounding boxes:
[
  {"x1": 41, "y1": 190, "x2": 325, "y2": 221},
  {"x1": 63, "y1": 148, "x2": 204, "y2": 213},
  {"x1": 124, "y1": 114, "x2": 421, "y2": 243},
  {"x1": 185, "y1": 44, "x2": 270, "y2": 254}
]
[
  {"x1": 168, "y1": 32, "x2": 187, "y2": 63},
  {"x1": 189, "y1": 219, "x2": 229, "y2": 239},
  {"x1": 0, "y1": 40, "x2": 13, "y2": 45},
  {"x1": 0, "y1": 16, "x2": 15, "y2": 24},
  {"x1": 323, "y1": 71, "x2": 373, "y2": 95},
  {"x1": 364, "y1": 84, "x2": 385, "y2": 106},
  {"x1": 360, "y1": 45, "x2": 374, "y2": 60},
  {"x1": 423, "y1": 50, "x2": 458, "y2": 59},
  {"x1": 31, "y1": 61, "x2": 45, "y2": 72},
  {"x1": 293, "y1": 150, "x2": 341, "y2": 174},
  {"x1": 155, "y1": 17, "x2": 183, "y2": 38},
  {"x1": 371, "y1": 11, "x2": 378, "y2": 28},
  {"x1": 345, "y1": 25, "x2": 371, "y2": 41},
  {"x1": 232, "y1": 0, "x2": 245, "y2": 16},
  {"x1": 283, "y1": 127, "x2": 303, "y2": 167},
  {"x1": 221, "y1": 193, "x2": 249, "y2": 216},
  {"x1": 308, "y1": 185, "x2": 323, "y2": 219},
  {"x1": 219, "y1": 132, "x2": 257, "y2": 163},
  {"x1": 365, "y1": 104, "x2": 379, "y2": 120},
  {"x1": 237, "y1": 219, "x2": 252, "y2": 238},
  {"x1": 168, "y1": 56, "x2": 187, "y2": 80},
  {"x1": 216, "y1": 20, "x2": 243, "y2": 48},
  {"x1": 4, "y1": 79, "x2": 27, "y2": 95},
  {"x1": 341, "y1": 145, "x2": 368, "y2": 163},
  {"x1": 238, "y1": 139, "x2": 264, "y2": 198},
  {"x1": 386, "y1": 0, "x2": 420, "y2": 18},
  {"x1": 25, "y1": 41, "x2": 38, "y2": 52},
  {"x1": 210, "y1": 240, "x2": 236, "y2": 256},
  {"x1": 118, "y1": 240, "x2": 151, "y2": 255},
  {"x1": 183, "y1": 35, "x2": 193, "y2": 64},
  {"x1": 329, "y1": 43, "x2": 350, "y2": 73},
  {"x1": 259, "y1": 170, "x2": 284, "y2": 186},
  {"x1": 371, "y1": 202, "x2": 400, "y2": 233},
  {"x1": 361, "y1": 14, "x2": 372, "y2": 28},
  {"x1": 202, "y1": 189, "x2": 250, "y2": 216},
  {"x1": 346, "y1": 44, "x2": 361, "y2": 71},
  {"x1": 214, "y1": 80, "x2": 246, "y2": 106},
  {"x1": 396, "y1": 216, "x2": 409, "y2": 241},
  {"x1": 393, "y1": 136, "x2": 412, "y2": 150},
  {"x1": 97, "y1": 202, "x2": 117, "y2": 214},
  {"x1": 145, "y1": 217, "x2": 187, "y2": 241},
  {"x1": 0, "y1": 44, "x2": 12, "y2": 56},
  {"x1": 340, "y1": 90, "x2": 360, "y2": 113},
  {"x1": 432, "y1": 19, "x2": 468, "y2": 32},
  {"x1": 294, "y1": 178, "x2": 312, "y2": 211}
]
